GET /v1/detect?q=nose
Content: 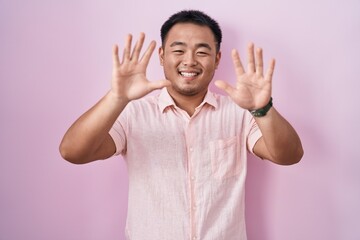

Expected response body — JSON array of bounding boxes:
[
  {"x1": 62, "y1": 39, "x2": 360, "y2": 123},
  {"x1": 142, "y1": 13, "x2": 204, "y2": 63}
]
[{"x1": 182, "y1": 51, "x2": 197, "y2": 66}]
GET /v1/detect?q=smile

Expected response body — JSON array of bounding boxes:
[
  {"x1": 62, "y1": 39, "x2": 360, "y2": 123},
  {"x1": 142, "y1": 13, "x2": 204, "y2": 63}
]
[{"x1": 179, "y1": 71, "x2": 200, "y2": 77}]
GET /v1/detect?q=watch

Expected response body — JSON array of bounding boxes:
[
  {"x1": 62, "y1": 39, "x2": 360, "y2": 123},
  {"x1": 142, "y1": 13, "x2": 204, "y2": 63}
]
[{"x1": 249, "y1": 98, "x2": 273, "y2": 117}]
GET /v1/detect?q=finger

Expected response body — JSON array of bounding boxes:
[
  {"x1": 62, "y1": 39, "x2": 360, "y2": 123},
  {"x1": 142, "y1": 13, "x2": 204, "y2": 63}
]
[
  {"x1": 247, "y1": 42, "x2": 255, "y2": 72},
  {"x1": 231, "y1": 49, "x2": 245, "y2": 76},
  {"x1": 214, "y1": 80, "x2": 236, "y2": 96},
  {"x1": 265, "y1": 58, "x2": 276, "y2": 82},
  {"x1": 112, "y1": 44, "x2": 120, "y2": 67},
  {"x1": 255, "y1": 47, "x2": 264, "y2": 76},
  {"x1": 131, "y1": 32, "x2": 145, "y2": 62},
  {"x1": 122, "y1": 34, "x2": 133, "y2": 63},
  {"x1": 139, "y1": 40, "x2": 156, "y2": 66}
]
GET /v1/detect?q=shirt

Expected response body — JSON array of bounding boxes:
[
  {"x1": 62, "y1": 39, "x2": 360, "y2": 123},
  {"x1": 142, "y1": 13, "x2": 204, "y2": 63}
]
[{"x1": 109, "y1": 88, "x2": 262, "y2": 240}]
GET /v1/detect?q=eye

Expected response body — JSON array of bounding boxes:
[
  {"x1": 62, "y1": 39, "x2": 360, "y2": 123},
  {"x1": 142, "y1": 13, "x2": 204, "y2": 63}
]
[
  {"x1": 197, "y1": 51, "x2": 209, "y2": 56},
  {"x1": 172, "y1": 50, "x2": 184, "y2": 55}
]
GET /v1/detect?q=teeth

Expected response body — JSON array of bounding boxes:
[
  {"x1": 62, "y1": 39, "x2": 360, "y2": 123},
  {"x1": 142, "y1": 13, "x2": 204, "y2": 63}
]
[{"x1": 180, "y1": 72, "x2": 198, "y2": 77}]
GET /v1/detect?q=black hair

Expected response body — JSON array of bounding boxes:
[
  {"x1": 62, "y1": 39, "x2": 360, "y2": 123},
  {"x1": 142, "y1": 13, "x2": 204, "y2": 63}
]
[{"x1": 160, "y1": 10, "x2": 222, "y2": 52}]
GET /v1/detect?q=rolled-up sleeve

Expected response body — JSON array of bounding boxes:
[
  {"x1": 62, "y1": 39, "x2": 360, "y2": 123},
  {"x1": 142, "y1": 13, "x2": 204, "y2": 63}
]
[
  {"x1": 109, "y1": 113, "x2": 127, "y2": 156},
  {"x1": 246, "y1": 112, "x2": 263, "y2": 154}
]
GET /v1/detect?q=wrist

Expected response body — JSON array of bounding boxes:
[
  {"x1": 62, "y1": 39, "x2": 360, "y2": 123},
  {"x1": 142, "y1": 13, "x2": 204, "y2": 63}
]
[
  {"x1": 107, "y1": 90, "x2": 130, "y2": 105},
  {"x1": 249, "y1": 98, "x2": 273, "y2": 117}
]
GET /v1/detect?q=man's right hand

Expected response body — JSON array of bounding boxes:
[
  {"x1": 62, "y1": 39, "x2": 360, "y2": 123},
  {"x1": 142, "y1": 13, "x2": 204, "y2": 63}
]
[
  {"x1": 60, "y1": 33, "x2": 170, "y2": 164},
  {"x1": 110, "y1": 33, "x2": 170, "y2": 102}
]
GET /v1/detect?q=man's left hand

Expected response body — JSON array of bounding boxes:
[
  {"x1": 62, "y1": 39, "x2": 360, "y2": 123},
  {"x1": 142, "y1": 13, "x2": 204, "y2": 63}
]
[{"x1": 215, "y1": 43, "x2": 275, "y2": 110}]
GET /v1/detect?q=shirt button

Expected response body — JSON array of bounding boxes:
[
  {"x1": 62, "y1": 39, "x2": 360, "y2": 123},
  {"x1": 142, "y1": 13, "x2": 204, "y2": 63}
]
[
  {"x1": 189, "y1": 147, "x2": 193, "y2": 152},
  {"x1": 192, "y1": 236, "x2": 197, "y2": 240},
  {"x1": 191, "y1": 176, "x2": 195, "y2": 181}
]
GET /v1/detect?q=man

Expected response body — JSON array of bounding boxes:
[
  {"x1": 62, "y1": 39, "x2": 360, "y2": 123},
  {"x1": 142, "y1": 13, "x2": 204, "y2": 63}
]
[{"x1": 60, "y1": 10, "x2": 303, "y2": 240}]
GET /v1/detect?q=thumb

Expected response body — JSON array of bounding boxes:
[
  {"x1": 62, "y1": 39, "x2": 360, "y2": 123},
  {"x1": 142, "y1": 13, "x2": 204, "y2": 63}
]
[
  {"x1": 148, "y1": 79, "x2": 171, "y2": 91},
  {"x1": 214, "y1": 80, "x2": 235, "y2": 96}
]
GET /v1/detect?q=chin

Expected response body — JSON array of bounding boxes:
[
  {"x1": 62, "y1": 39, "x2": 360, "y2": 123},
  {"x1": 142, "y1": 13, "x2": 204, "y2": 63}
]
[{"x1": 171, "y1": 85, "x2": 199, "y2": 96}]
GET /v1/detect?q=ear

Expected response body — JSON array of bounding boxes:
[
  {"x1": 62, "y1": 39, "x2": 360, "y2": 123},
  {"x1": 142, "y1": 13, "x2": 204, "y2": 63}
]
[
  {"x1": 159, "y1": 47, "x2": 164, "y2": 66},
  {"x1": 215, "y1": 51, "x2": 221, "y2": 69}
]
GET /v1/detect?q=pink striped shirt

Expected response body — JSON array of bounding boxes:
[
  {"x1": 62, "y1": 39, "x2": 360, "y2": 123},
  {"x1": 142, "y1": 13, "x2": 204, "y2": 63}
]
[{"x1": 109, "y1": 88, "x2": 262, "y2": 240}]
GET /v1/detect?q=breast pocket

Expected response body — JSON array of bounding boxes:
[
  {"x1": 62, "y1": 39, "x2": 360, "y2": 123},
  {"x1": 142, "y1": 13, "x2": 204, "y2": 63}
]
[{"x1": 209, "y1": 136, "x2": 242, "y2": 180}]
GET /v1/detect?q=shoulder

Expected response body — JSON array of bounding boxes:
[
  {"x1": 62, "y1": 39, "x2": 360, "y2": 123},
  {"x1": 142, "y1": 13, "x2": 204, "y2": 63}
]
[
  {"x1": 208, "y1": 91, "x2": 255, "y2": 122},
  {"x1": 210, "y1": 91, "x2": 244, "y2": 111},
  {"x1": 126, "y1": 94, "x2": 159, "y2": 110},
  {"x1": 121, "y1": 93, "x2": 162, "y2": 122}
]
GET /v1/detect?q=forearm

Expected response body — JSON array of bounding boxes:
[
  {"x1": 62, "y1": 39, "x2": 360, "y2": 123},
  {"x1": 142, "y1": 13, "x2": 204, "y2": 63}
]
[
  {"x1": 254, "y1": 107, "x2": 304, "y2": 165},
  {"x1": 59, "y1": 91, "x2": 129, "y2": 164}
]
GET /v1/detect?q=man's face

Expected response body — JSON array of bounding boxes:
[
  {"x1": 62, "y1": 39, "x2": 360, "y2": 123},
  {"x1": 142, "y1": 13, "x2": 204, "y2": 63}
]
[{"x1": 159, "y1": 23, "x2": 221, "y2": 97}]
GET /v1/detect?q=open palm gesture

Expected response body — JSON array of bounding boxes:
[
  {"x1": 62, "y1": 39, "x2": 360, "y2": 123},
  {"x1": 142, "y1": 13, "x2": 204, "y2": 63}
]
[
  {"x1": 215, "y1": 43, "x2": 275, "y2": 110},
  {"x1": 111, "y1": 33, "x2": 170, "y2": 101}
]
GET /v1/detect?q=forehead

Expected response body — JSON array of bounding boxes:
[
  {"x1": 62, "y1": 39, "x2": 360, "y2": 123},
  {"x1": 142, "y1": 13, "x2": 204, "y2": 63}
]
[{"x1": 164, "y1": 23, "x2": 216, "y2": 48}]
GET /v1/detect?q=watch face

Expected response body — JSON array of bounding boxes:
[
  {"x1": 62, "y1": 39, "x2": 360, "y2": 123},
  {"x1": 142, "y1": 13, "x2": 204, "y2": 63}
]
[
  {"x1": 250, "y1": 98, "x2": 273, "y2": 117},
  {"x1": 250, "y1": 110, "x2": 266, "y2": 117}
]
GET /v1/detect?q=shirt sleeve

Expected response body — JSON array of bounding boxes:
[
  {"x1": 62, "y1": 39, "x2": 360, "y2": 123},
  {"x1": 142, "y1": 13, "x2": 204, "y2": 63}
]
[
  {"x1": 109, "y1": 121, "x2": 126, "y2": 156},
  {"x1": 246, "y1": 112, "x2": 263, "y2": 154},
  {"x1": 108, "y1": 107, "x2": 128, "y2": 156}
]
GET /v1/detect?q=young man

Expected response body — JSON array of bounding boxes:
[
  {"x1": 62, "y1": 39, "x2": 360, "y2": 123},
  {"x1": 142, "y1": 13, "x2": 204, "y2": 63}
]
[{"x1": 60, "y1": 10, "x2": 303, "y2": 240}]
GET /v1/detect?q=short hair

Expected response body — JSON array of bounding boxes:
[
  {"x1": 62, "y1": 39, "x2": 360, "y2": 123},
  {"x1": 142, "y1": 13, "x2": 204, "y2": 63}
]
[{"x1": 160, "y1": 10, "x2": 222, "y2": 52}]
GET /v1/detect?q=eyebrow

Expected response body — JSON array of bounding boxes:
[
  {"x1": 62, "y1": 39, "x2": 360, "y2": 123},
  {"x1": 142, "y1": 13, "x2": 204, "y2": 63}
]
[{"x1": 169, "y1": 41, "x2": 212, "y2": 50}]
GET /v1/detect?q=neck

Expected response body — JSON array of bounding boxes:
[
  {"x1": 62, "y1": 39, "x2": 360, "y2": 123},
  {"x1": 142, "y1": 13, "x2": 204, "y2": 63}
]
[{"x1": 167, "y1": 88, "x2": 207, "y2": 117}]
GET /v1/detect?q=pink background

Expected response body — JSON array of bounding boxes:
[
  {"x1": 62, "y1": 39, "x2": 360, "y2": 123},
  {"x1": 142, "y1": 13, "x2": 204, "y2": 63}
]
[{"x1": 1, "y1": 0, "x2": 359, "y2": 239}]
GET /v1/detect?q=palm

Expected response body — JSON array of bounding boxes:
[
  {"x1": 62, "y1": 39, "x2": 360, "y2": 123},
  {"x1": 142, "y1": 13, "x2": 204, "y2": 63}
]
[
  {"x1": 231, "y1": 68, "x2": 272, "y2": 109},
  {"x1": 112, "y1": 60, "x2": 150, "y2": 100},
  {"x1": 215, "y1": 43, "x2": 275, "y2": 110}
]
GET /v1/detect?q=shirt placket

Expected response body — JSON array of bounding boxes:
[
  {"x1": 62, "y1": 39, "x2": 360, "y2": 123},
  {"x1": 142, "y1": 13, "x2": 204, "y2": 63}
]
[
  {"x1": 186, "y1": 122, "x2": 198, "y2": 240},
  {"x1": 177, "y1": 107, "x2": 202, "y2": 240},
  {"x1": 186, "y1": 108, "x2": 203, "y2": 240}
]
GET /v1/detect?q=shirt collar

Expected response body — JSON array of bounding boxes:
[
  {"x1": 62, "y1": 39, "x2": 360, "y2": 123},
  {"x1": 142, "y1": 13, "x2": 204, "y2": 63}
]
[{"x1": 158, "y1": 88, "x2": 218, "y2": 113}]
